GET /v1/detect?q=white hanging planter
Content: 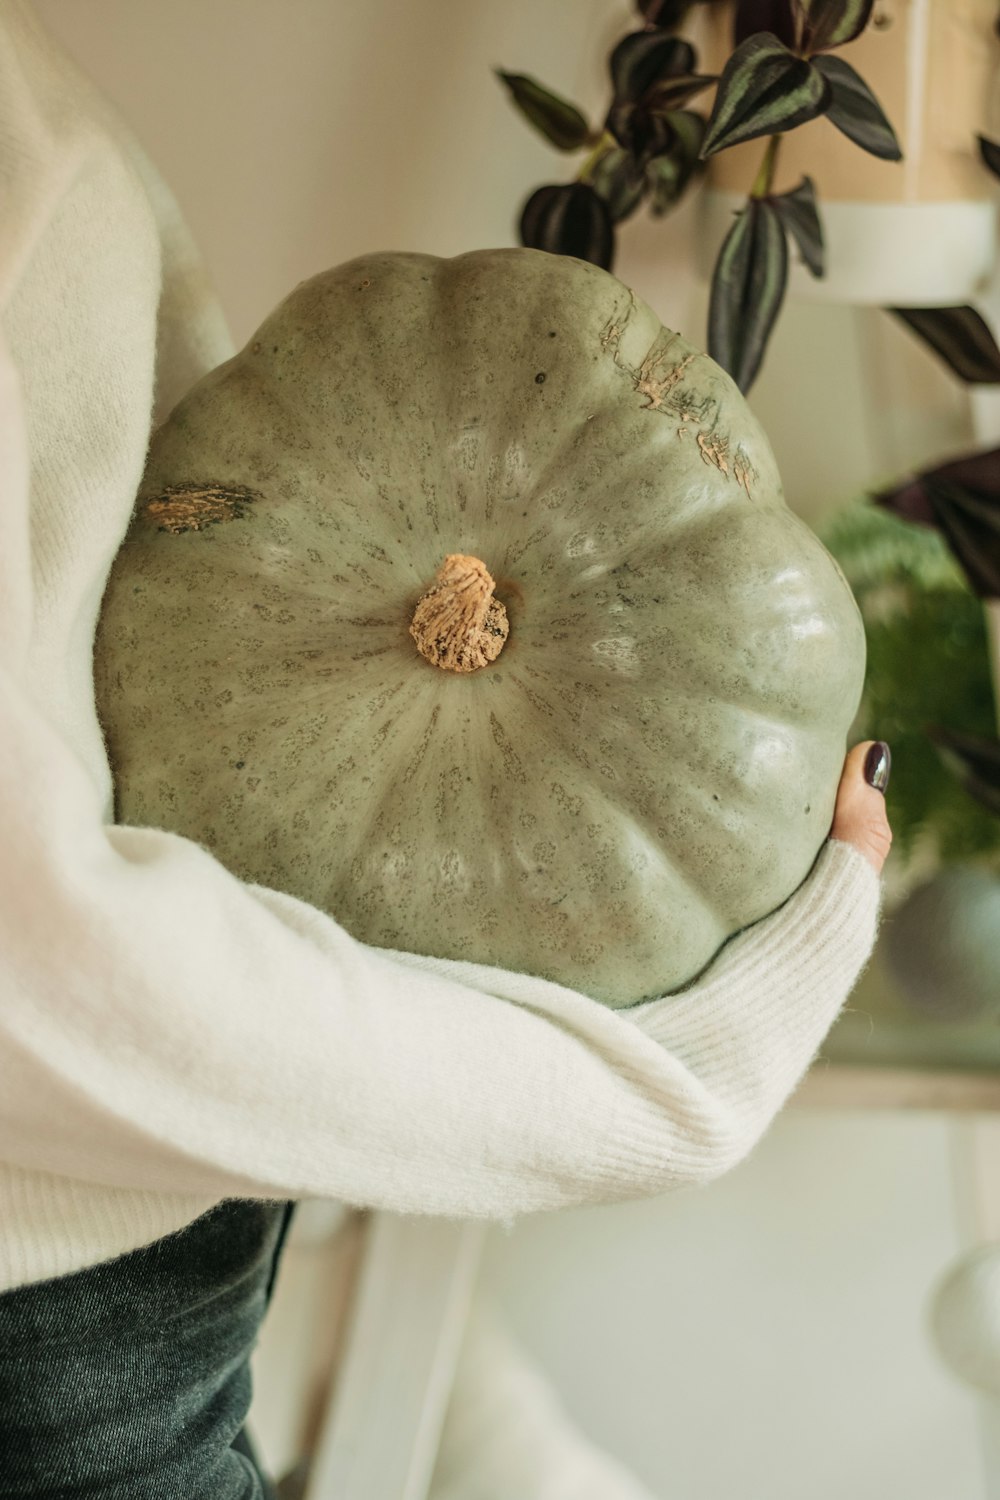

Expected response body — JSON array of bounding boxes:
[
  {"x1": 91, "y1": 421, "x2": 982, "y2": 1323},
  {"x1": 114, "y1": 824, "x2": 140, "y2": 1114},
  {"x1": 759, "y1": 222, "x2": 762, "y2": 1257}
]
[{"x1": 698, "y1": 0, "x2": 1000, "y2": 304}]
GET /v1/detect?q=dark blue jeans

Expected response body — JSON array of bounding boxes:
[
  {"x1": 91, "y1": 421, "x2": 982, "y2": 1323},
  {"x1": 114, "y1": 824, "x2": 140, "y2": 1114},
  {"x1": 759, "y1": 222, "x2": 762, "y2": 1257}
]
[{"x1": 0, "y1": 1200, "x2": 294, "y2": 1498}]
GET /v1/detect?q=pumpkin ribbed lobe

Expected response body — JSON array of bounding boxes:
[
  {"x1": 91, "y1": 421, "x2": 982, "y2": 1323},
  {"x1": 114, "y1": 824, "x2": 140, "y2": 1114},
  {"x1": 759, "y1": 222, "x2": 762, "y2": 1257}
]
[{"x1": 409, "y1": 553, "x2": 509, "y2": 674}]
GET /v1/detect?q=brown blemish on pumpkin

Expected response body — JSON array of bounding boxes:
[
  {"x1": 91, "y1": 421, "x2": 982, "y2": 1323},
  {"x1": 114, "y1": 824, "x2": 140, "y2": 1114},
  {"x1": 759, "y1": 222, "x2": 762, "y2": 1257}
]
[
  {"x1": 732, "y1": 453, "x2": 755, "y2": 495},
  {"x1": 599, "y1": 302, "x2": 760, "y2": 500},
  {"x1": 635, "y1": 350, "x2": 696, "y2": 412},
  {"x1": 697, "y1": 431, "x2": 729, "y2": 475},
  {"x1": 409, "y1": 554, "x2": 509, "y2": 673},
  {"x1": 145, "y1": 483, "x2": 259, "y2": 534}
]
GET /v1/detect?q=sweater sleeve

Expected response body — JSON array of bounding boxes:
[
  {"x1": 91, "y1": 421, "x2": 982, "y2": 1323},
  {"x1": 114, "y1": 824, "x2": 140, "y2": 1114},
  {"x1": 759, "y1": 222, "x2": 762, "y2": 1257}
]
[
  {"x1": 0, "y1": 587, "x2": 878, "y2": 1219},
  {"x1": 0, "y1": 2, "x2": 880, "y2": 1227}
]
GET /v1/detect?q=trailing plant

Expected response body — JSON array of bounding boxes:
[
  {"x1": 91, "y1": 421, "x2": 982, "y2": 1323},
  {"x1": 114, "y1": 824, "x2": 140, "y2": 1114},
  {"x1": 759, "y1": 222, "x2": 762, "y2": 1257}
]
[
  {"x1": 499, "y1": 1, "x2": 1000, "y2": 394},
  {"x1": 497, "y1": 0, "x2": 901, "y2": 391}
]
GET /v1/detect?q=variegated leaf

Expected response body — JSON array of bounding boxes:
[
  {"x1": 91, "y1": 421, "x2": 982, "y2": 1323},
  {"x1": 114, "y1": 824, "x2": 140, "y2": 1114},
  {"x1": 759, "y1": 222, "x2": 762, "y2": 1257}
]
[
  {"x1": 635, "y1": 0, "x2": 694, "y2": 27},
  {"x1": 814, "y1": 55, "x2": 900, "y2": 159},
  {"x1": 890, "y1": 307, "x2": 1000, "y2": 384},
  {"x1": 875, "y1": 444, "x2": 1000, "y2": 599},
  {"x1": 733, "y1": 0, "x2": 798, "y2": 48},
  {"x1": 708, "y1": 197, "x2": 788, "y2": 391},
  {"x1": 589, "y1": 148, "x2": 648, "y2": 223},
  {"x1": 496, "y1": 72, "x2": 592, "y2": 152},
  {"x1": 646, "y1": 110, "x2": 706, "y2": 213},
  {"x1": 798, "y1": 0, "x2": 875, "y2": 51},
  {"x1": 978, "y1": 135, "x2": 1000, "y2": 182},
  {"x1": 609, "y1": 32, "x2": 696, "y2": 106},
  {"x1": 700, "y1": 34, "x2": 830, "y2": 157},
  {"x1": 924, "y1": 481, "x2": 1000, "y2": 599},
  {"x1": 770, "y1": 176, "x2": 824, "y2": 276},
  {"x1": 519, "y1": 183, "x2": 615, "y2": 270}
]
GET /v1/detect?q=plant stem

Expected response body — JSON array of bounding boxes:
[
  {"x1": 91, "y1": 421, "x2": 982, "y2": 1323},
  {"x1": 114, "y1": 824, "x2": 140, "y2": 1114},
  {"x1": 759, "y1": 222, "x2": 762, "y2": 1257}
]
[
  {"x1": 750, "y1": 135, "x2": 782, "y2": 199},
  {"x1": 792, "y1": 3, "x2": 807, "y2": 55},
  {"x1": 576, "y1": 130, "x2": 616, "y2": 184}
]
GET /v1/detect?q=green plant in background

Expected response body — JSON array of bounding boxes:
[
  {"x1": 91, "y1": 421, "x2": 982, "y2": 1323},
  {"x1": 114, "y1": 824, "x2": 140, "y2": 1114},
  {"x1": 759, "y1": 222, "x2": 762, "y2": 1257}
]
[{"x1": 823, "y1": 501, "x2": 1000, "y2": 869}]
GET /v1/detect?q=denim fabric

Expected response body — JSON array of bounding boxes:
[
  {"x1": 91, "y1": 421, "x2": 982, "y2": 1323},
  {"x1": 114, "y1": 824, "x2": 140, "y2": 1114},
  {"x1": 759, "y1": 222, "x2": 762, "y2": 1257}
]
[{"x1": 0, "y1": 1199, "x2": 293, "y2": 1498}]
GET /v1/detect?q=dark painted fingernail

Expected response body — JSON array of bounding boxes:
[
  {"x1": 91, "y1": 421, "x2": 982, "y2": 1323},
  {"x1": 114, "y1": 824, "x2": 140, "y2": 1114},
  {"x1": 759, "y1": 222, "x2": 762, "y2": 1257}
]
[{"x1": 864, "y1": 740, "x2": 891, "y2": 794}]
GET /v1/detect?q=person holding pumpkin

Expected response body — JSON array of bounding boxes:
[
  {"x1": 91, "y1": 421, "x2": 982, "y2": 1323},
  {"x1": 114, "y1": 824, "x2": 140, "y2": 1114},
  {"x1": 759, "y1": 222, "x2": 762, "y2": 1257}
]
[{"x1": 0, "y1": 4, "x2": 891, "y2": 1497}]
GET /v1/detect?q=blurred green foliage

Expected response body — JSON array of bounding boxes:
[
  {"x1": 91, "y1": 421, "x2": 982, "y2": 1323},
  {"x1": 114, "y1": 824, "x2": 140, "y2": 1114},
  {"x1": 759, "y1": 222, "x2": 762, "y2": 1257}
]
[{"x1": 823, "y1": 500, "x2": 1000, "y2": 869}]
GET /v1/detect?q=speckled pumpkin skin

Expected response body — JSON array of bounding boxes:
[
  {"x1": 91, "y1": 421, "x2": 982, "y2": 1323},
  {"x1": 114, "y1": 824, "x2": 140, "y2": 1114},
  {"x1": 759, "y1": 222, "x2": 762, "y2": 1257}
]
[{"x1": 94, "y1": 249, "x2": 864, "y2": 1007}]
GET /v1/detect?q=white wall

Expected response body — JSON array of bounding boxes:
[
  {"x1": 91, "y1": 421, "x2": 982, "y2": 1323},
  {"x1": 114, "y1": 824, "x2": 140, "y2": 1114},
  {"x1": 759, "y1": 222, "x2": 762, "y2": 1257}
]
[
  {"x1": 36, "y1": 2, "x2": 987, "y2": 1493},
  {"x1": 479, "y1": 1109, "x2": 981, "y2": 1499}
]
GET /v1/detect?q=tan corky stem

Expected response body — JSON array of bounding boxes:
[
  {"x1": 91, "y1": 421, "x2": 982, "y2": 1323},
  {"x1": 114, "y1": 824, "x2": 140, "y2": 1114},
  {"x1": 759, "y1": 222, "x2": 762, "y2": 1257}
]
[{"x1": 409, "y1": 554, "x2": 509, "y2": 673}]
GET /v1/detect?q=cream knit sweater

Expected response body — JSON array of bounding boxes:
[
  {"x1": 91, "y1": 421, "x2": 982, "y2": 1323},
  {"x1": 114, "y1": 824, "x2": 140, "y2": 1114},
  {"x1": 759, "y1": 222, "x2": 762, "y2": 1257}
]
[{"x1": 0, "y1": 0, "x2": 879, "y2": 1293}]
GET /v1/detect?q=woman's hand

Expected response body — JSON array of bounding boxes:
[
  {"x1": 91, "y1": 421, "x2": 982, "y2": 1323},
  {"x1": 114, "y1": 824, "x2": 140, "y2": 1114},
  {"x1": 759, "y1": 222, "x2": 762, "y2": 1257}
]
[{"x1": 830, "y1": 740, "x2": 893, "y2": 874}]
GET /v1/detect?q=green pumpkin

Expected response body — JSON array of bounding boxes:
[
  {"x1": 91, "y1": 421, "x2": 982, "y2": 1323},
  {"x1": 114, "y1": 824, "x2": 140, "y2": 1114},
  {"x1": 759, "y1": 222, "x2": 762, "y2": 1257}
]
[{"x1": 94, "y1": 249, "x2": 864, "y2": 1007}]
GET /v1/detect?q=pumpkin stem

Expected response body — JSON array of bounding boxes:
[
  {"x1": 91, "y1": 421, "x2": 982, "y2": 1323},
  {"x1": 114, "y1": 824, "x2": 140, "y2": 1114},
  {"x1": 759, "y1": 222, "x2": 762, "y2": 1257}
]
[{"x1": 409, "y1": 554, "x2": 509, "y2": 673}]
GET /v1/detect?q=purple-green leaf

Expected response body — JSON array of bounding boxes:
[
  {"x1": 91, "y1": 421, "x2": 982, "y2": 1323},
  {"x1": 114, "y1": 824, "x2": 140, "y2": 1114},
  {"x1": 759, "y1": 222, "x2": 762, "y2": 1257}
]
[
  {"x1": 798, "y1": 0, "x2": 875, "y2": 51},
  {"x1": 519, "y1": 183, "x2": 615, "y2": 270},
  {"x1": 635, "y1": 0, "x2": 694, "y2": 27},
  {"x1": 929, "y1": 727, "x2": 1000, "y2": 818},
  {"x1": 589, "y1": 148, "x2": 648, "y2": 223},
  {"x1": 890, "y1": 306, "x2": 1000, "y2": 384},
  {"x1": 647, "y1": 72, "x2": 717, "y2": 109},
  {"x1": 646, "y1": 110, "x2": 706, "y2": 213},
  {"x1": 610, "y1": 32, "x2": 696, "y2": 107},
  {"x1": 978, "y1": 135, "x2": 1000, "y2": 181},
  {"x1": 700, "y1": 33, "x2": 831, "y2": 157},
  {"x1": 608, "y1": 100, "x2": 676, "y2": 164},
  {"x1": 733, "y1": 0, "x2": 798, "y2": 49},
  {"x1": 708, "y1": 197, "x2": 789, "y2": 392},
  {"x1": 496, "y1": 71, "x2": 592, "y2": 152},
  {"x1": 608, "y1": 69, "x2": 713, "y2": 161},
  {"x1": 871, "y1": 473, "x2": 936, "y2": 529},
  {"x1": 770, "y1": 175, "x2": 824, "y2": 276},
  {"x1": 874, "y1": 445, "x2": 1000, "y2": 598},
  {"x1": 923, "y1": 481, "x2": 1000, "y2": 598},
  {"x1": 814, "y1": 55, "x2": 901, "y2": 160}
]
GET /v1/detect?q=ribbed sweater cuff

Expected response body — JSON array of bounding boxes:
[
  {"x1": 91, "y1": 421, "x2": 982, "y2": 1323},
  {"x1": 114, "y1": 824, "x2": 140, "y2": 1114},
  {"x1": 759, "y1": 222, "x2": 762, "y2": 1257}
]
[
  {"x1": 636, "y1": 840, "x2": 877, "y2": 1046},
  {"x1": 596, "y1": 840, "x2": 881, "y2": 1187}
]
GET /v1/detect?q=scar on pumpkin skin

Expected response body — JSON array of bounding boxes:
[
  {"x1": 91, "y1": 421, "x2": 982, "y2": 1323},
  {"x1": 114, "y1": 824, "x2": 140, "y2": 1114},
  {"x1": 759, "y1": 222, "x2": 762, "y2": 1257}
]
[
  {"x1": 599, "y1": 303, "x2": 759, "y2": 499},
  {"x1": 635, "y1": 350, "x2": 697, "y2": 412},
  {"x1": 732, "y1": 453, "x2": 755, "y2": 495},
  {"x1": 697, "y1": 431, "x2": 729, "y2": 475},
  {"x1": 145, "y1": 483, "x2": 259, "y2": 534}
]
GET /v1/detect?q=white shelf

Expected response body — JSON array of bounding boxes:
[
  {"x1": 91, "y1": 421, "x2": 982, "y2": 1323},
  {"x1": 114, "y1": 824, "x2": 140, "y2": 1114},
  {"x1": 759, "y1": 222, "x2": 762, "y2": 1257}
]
[{"x1": 797, "y1": 1064, "x2": 1000, "y2": 1113}]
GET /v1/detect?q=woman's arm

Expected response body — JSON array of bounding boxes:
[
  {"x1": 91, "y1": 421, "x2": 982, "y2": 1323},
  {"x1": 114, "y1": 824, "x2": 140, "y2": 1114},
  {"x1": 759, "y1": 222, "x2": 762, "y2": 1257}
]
[
  {"x1": 0, "y1": 600, "x2": 881, "y2": 1218},
  {"x1": 0, "y1": 3, "x2": 884, "y2": 1227}
]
